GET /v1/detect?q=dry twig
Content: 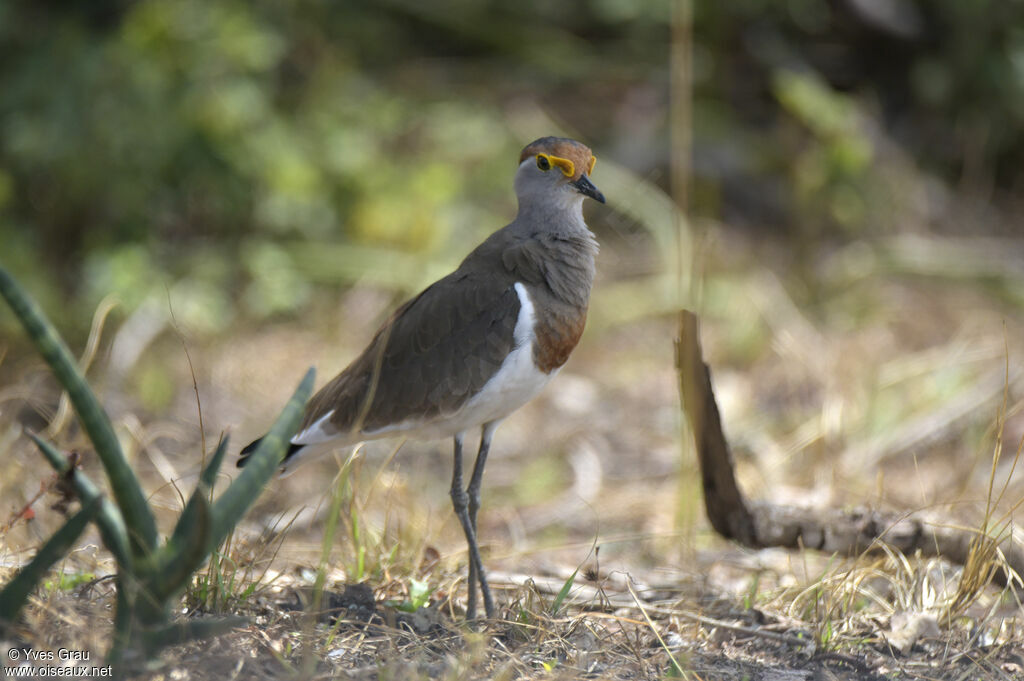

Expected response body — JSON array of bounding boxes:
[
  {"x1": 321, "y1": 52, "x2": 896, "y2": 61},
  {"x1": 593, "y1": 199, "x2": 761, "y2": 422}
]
[{"x1": 676, "y1": 310, "x2": 1024, "y2": 587}]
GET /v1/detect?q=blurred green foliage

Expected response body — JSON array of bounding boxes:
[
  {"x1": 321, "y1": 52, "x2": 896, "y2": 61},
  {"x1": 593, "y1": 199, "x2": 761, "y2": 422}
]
[
  {"x1": 44, "y1": 571, "x2": 96, "y2": 593},
  {"x1": 2, "y1": 0, "x2": 1023, "y2": 337}
]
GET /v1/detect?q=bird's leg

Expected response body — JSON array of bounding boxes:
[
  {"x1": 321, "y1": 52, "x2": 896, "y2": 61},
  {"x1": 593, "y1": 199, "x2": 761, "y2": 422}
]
[
  {"x1": 467, "y1": 422, "x2": 498, "y2": 531},
  {"x1": 450, "y1": 432, "x2": 490, "y2": 620},
  {"x1": 465, "y1": 421, "x2": 498, "y2": 619}
]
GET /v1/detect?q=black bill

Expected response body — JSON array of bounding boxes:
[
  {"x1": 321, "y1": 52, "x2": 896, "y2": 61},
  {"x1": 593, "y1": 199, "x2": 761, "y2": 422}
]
[{"x1": 572, "y1": 174, "x2": 606, "y2": 203}]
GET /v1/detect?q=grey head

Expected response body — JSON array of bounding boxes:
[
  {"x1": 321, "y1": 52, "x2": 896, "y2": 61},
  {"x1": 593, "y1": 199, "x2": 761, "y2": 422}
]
[{"x1": 513, "y1": 137, "x2": 605, "y2": 216}]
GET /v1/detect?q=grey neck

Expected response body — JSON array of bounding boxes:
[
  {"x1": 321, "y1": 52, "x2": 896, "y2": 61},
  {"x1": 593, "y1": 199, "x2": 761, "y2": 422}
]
[{"x1": 514, "y1": 194, "x2": 589, "y2": 235}]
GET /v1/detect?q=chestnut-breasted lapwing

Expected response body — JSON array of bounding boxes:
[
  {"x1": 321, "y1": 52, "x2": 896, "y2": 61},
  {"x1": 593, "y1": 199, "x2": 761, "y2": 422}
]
[{"x1": 239, "y1": 136, "x2": 605, "y2": 619}]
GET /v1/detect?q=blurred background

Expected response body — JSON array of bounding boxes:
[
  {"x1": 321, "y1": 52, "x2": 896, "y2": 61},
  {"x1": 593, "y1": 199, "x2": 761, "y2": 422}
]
[{"x1": 2, "y1": 0, "x2": 1023, "y2": 595}]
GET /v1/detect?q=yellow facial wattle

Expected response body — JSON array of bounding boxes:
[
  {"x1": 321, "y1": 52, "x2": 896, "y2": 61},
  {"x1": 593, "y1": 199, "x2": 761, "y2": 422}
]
[{"x1": 535, "y1": 153, "x2": 576, "y2": 178}]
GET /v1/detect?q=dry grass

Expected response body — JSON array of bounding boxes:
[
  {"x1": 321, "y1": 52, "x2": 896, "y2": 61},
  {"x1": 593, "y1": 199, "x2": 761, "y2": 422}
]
[{"x1": 3, "y1": 215, "x2": 1024, "y2": 679}]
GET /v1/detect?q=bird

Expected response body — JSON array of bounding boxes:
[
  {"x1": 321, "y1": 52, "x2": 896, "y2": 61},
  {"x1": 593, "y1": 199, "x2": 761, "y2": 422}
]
[{"x1": 239, "y1": 136, "x2": 605, "y2": 619}]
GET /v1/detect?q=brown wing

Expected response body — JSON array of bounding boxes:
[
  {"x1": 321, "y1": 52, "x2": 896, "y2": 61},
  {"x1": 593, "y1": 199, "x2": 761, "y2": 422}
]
[{"x1": 299, "y1": 268, "x2": 521, "y2": 439}]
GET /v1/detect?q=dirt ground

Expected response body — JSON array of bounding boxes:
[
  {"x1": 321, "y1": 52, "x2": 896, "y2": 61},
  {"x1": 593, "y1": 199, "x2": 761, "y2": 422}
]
[{"x1": 2, "y1": 223, "x2": 1024, "y2": 679}]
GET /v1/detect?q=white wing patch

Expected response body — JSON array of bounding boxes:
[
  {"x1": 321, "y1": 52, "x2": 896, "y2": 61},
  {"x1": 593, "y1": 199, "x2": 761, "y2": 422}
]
[
  {"x1": 292, "y1": 409, "x2": 337, "y2": 445},
  {"x1": 512, "y1": 282, "x2": 537, "y2": 346},
  {"x1": 458, "y1": 281, "x2": 554, "y2": 424}
]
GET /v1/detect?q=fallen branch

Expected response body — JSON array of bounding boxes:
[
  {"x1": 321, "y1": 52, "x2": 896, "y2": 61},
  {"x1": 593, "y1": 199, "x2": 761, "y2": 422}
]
[{"x1": 675, "y1": 310, "x2": 1024, "y2": 586}]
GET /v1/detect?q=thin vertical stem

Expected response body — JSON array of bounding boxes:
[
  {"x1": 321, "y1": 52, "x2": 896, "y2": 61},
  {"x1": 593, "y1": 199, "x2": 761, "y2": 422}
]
[
  {"x1": 670, "y1": 0, "x2": 694, "y2": 306},
  {"x1": 671, "y1": 0, "x2": 700, "y2": 565}
]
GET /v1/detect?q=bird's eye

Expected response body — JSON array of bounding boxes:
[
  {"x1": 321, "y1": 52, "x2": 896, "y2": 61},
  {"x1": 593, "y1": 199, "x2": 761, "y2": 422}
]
[{"x1": 536, "y1": 154, "x2": 551, "y2": 171}]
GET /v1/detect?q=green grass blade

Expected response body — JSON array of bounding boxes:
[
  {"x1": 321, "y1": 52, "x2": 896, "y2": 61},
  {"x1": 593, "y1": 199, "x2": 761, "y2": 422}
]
[
  {"x1": 0, "y1": 266, "x2": 157, "y2": 554},
  {"x1": 208, "y1": 368, "x2": 314, "y2": 554},
  {"x1": 150, "y1": 492, "x2": 212, "y2": 602},
  {"x1": 167, "y1": 435, "x2": 229, "y2": 553},
  {"x1": 0, "y1": 496, "x2": 102, "y2": 626},
  {"x1": 27, "y1": 431, "x2": 133, "y2": 570},
  {"x1": 200, "y1": 434, "x2": 230, "y2": 488},
  {"x1": 166, "y1": 486, "x2": 211, "y2": 574},
  {"x1": 551, "y1": 568, "x2": 578, "y2": 616}
]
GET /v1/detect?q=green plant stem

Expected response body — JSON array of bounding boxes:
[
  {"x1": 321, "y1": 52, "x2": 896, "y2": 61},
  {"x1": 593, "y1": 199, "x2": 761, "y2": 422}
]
[
  {"x1": 170, "y1": 435, "x2": 229, "y2": 549},
  {"x1": 28, "y1": 431, "x2": 134, "y2": 570},
  {"x1": 0, "y1": 265, "x2": 158, "y2": 555},
  {"x1": 0, "y1": 497, "x2": 102, "y2": 627},
  {"x1": 3, "y1": 267, "x2": 317, "y2": 671}
]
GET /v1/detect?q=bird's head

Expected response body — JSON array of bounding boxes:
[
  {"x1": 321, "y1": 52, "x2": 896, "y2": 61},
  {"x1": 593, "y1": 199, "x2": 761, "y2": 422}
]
[{"x1": 514, "y1": 137, "x2": 605, "y2": 213}]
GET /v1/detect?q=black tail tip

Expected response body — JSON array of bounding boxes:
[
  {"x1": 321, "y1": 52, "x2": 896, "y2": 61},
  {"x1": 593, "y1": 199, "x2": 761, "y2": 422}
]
[
  {"x1": 237, "y1": 437, "x2": 263, "y2": 468},
  {"x1": 237, "y1": 437, "x2": 303, "y2": 469}
]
